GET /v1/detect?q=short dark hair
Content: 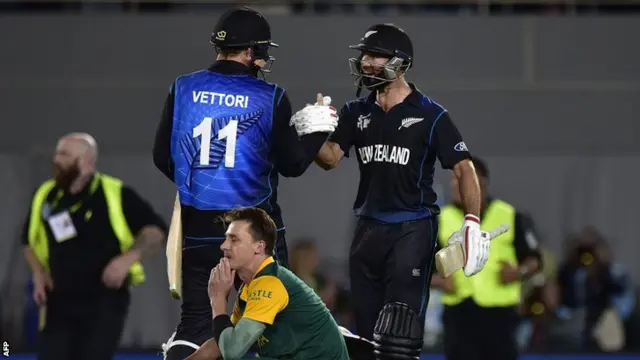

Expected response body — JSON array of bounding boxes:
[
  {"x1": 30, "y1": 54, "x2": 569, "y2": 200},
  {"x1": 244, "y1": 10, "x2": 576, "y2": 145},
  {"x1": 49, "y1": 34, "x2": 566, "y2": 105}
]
[
  {"x1": 471, "y1": 156, "x2": 489, "y2": 180},
  {"x1": 223, "y1": 207, "x2": 277, "y2": 255},
  {"x1": 215, "y1": 46, "x2": 247, "y2": 58}
]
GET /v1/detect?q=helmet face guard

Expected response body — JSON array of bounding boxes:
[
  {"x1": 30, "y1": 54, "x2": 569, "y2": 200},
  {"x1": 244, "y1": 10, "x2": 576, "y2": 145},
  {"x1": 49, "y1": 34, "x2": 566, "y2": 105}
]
[
  {"x1": 251, "y1": 41, "x2": 277, "y2": 73},
  {"x1": 348, "y1": 43, "x2": 412, "y2": 95},
  {"x1": 211, "y1": 39, "x2": 278, "y2": 75},
  {"x1": 348, "y1": 55, "x2": 407, "y2": 90}
]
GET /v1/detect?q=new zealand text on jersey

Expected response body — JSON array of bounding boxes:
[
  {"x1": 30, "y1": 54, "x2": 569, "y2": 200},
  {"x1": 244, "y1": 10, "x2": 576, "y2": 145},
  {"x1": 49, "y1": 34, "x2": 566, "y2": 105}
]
[
  {"x1": 192, "y1": 91, "x2": 249, "y2": 108},
  {"x1": 358, "y1": 144, "x2": 411, "y2": 165}
]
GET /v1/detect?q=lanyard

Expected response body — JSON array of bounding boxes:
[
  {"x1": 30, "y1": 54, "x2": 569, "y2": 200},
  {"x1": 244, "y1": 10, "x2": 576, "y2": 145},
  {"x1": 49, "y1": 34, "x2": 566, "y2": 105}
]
[{"x1": 49, "y1": 173, "x2": 101, "y2": 214}]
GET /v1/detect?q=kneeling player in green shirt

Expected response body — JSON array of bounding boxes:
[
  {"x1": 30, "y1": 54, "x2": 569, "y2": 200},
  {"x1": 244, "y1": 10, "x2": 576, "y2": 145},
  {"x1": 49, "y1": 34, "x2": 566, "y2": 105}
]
[{"x1": 186, "y1": 207, "x2": 349, "y2": 360}]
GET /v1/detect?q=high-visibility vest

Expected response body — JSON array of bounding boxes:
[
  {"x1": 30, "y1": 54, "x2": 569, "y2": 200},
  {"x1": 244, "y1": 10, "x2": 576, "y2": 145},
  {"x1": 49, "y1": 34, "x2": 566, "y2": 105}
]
[
  {"x1": 437, "y1": 200, "x2": 519, "y2": 307},
  {"x1": 27, "y1": 173, "x2": 145, "y2": 286}
]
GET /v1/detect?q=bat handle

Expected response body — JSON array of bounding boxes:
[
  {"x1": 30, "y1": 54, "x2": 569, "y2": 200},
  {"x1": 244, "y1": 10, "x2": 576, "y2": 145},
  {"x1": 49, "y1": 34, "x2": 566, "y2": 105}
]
[{"x1": 488, "y1": 223, "x2": 510, "y2": 240}]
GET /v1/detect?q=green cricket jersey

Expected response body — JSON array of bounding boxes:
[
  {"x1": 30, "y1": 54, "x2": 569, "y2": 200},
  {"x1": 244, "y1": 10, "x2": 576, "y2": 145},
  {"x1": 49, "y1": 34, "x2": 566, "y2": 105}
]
[{"x1": 231, "y1": 257, "x2": 349, "y2": 360}]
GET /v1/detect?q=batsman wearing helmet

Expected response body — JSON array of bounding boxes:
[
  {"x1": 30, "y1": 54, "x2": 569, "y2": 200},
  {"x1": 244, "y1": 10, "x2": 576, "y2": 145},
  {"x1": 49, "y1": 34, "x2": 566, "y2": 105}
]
[
  {"x1": 307, "y1": 24, "x2": 493, "y2": 359},
  {"x1": 152, "y1": 7, "x2": 338, "y2": 360}
]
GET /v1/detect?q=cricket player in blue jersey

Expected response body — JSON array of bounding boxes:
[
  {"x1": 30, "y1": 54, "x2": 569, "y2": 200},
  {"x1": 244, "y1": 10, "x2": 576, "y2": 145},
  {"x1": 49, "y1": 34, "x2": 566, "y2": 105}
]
[{"x1": 152, "y1": 7, "x2": 338, "y2": 359}]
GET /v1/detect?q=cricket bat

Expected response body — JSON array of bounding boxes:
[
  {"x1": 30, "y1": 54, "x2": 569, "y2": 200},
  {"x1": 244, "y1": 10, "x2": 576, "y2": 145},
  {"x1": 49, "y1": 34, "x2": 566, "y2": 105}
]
[
  {"x1": 166, "y1": 192, "x2": 183, "y2": 300},
  {"x1": 435, "y1": 223, "x2": 510, "y2": 278}
]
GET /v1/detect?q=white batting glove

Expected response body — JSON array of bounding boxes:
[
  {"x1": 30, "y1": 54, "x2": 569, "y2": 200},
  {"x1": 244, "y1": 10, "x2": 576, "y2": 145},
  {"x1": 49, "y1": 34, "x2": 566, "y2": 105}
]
[
  {"x1": 290, "y1": 94, "x2": 338, "y2": 136},
  {"x1": 447, "y1": 215, "x2": 491, "y2": 277}
]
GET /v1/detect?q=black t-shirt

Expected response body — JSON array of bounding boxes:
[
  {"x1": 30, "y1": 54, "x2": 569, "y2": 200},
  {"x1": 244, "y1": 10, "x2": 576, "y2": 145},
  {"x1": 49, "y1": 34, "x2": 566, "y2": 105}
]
[
  {"x1": 22, "y1": 176, "x2": 167, "y2": 301},
  {"x1": 152, "y1": 60, "x2": 327, "y2": 237},
  {"x1": 330, "y1": 84, "x2": 471, "y2": 223}
]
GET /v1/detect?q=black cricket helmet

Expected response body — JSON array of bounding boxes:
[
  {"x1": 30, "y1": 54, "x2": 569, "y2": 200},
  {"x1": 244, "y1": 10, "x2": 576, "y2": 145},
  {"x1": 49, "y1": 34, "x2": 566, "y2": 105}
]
[
  {"x1": 348, "y1": 23, "x2": 413, "y2": 94},
  {"x1": 210, "y1": 6, "x2": 279, "y2": 73}
]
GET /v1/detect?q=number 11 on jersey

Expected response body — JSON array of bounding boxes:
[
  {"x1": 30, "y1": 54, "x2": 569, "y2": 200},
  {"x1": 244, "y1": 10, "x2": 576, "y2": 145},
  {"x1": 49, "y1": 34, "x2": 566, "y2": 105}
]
[{"x1": 192, "y1": 117, "x2": 238, "y2": 168}]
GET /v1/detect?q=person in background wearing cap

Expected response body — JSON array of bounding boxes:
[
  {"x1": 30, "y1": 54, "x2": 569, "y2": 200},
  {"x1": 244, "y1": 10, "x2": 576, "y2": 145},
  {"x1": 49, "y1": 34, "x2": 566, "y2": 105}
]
[
  {"x1": 152, "y1": 6, "x2": 338, "y2": 360},
  {"x1": 307, "y1": 23, "x2": 492, "y2": 359},
  {"x1": 431, "y1": 156, "x2": 542, "y2": 360}
]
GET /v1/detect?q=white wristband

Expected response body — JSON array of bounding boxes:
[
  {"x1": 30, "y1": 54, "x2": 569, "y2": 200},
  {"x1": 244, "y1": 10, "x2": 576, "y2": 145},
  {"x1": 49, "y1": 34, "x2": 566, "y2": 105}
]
[{"x1": 463, "y1": 214, "x2": 480, "y2": 231}]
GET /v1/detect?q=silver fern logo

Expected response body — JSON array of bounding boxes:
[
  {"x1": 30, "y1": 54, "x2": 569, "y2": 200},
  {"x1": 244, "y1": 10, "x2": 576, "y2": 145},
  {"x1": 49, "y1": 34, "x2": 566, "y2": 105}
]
[{"x1": 398, "y1": 117, "x2": 424, "y2": 130}]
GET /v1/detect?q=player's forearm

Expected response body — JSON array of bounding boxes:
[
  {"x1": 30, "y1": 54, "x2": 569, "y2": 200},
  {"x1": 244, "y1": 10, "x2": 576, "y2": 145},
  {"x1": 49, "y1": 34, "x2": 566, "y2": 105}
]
[
  {"x1": 301, "y1": 132, "x2": 331, "y2": 158},
  {"x1": 184, "y1": 338, "x2": 222, "y2": 360},
  {"x1": 219, "y1": 318, "x2": 266, "y2": 359},
  {"x1": 453, "y1": 159, "x2": 481, "y2": 217},
  {"x1": 315, "y1": 141, "x2": 344, "y2": 170},
  {"x1": 128, "y1": 226, "x2": 166, "y2": 261},
  {"x1": 23, "y1": 246, "x2": 46, "y2": 275},
  {"x1": 279, "y1": 133, "x2": 329, "y2": 177},
  {"x1": 211, "y1": 296, "x2": 228, "y2": 318}
]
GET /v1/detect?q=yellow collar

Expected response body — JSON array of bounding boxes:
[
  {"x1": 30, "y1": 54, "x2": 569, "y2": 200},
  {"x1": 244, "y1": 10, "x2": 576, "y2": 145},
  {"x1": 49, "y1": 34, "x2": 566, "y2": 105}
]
[
  {"x1": 255, "y1": 256, "x2": 274, "y2": 275},
  {"x1": 240, "y1": 256, "x2": 275, "y2": 298}
]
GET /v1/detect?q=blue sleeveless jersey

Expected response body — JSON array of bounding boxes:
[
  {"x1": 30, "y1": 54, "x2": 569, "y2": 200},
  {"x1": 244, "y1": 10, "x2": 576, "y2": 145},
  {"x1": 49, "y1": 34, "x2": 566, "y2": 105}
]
[{"x1": 171, "y1": 70, "x2": 278, "y2": 210}]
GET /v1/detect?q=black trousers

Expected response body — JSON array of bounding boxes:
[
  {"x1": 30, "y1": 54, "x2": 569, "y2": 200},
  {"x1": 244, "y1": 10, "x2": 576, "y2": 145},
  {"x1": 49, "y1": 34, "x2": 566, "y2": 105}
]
[
  {"x1": 349, "y1": 216, "x2": 437, "y2": 341},
  {"x1": 443, "y1": 299, "x2": 519, "y2": 360},
  {"x1": 37, "y1": 291, "x2": 129, "y2": 360},
  {"x1": 165, "y1": 231, "x2": 288, "y2": 360}
]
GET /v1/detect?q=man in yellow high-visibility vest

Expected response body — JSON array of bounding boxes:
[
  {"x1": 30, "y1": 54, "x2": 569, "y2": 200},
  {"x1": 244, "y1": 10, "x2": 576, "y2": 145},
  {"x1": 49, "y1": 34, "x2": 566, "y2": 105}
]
[
  {"x1": 22, "y1": 132, "x2": 167, "y2": 360},
  {"x1": 431, "y1": 157, "x2": 542, "y2": 360}
]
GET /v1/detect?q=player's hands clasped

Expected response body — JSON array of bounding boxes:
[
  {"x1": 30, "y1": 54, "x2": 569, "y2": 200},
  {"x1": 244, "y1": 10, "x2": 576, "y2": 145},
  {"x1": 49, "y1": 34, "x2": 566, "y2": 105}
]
[
  {"x1": 290, "y1": 93, "x2": 338, "y2": 136},
  {"x1": 208, "y1": 257, "x2": 236, "y2": 300},
  {"x1": 447, "y1": 214, "x2": 491, "y2": 277}
]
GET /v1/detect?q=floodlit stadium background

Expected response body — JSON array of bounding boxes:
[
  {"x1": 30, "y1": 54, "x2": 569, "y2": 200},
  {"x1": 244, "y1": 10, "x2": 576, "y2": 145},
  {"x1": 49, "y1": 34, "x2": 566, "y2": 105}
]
[{"x1": 0, "y1": 1, "x2": 639, "y2": 359}]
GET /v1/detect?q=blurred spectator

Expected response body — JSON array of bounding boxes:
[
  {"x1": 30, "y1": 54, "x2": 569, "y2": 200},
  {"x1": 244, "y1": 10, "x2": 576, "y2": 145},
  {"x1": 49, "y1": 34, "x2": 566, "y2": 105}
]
[
  {"x1": 290, "y1": 239, "x2": 339, "y2": 311},
  {"x1": 557, "y1": 227, "x2": 636, "y2": 352},
  {"x1": 517, "y1": 242, "x2": 561, "y2": 351},
  {"x1": 333, "y1": 286, "x2": 355, "y2": 332},
  {"x1": 22, "y1": 133, "x2": 167, "y2": 360}
]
